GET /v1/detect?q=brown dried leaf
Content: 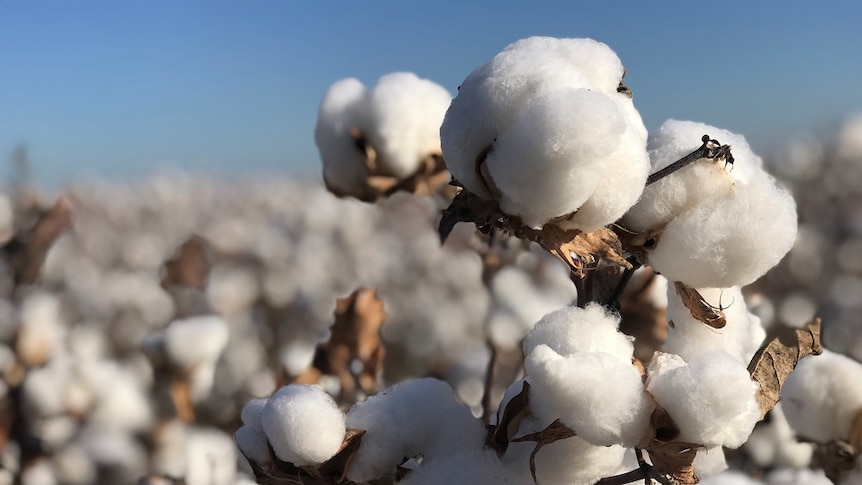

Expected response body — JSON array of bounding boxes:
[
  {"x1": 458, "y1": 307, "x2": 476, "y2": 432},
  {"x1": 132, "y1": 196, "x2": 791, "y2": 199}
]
[
  {"x1": 161, "y1": 235, "x2": 210, "y2": 290},
  {"x1": 488, "y1": 380, "x2": 531, "y2": 454},
  {"x1": 511, "y1": 419, "x2": 577, "y2": 482},
  {"x1": 3, "y1": 195, "x2": 72, "y2": 285},
  {"x1": 645, "y1": 441, "x2": 701, "y2": 485},
  {"x1": 316, "y1": 429, "x2": 366, "y2": 480},
  {"x1": 673, "y1": 282, "x2": 726, "y2": 329},
  {"x1": 812, "y1": 440, "x2": 858, "y2": 484},
  {"x1": 438, "y1": 188, "x2": 506, "y2": 243},
  {"x1": 748, "y1": 317, "x2": 823, "y2": 419},
  {"x1": 304, "y1": 289, "x2": 386, "y2": 401},
  {"x1": 534, "y1": 225, "x2": 631, "y2": 279}
]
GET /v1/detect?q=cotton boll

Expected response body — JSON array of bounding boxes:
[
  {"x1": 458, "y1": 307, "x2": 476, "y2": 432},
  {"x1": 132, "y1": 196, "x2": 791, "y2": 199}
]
[
  {"x1": 665, "y1": 286, "x2": 765, "y2": 364},
  {"x1": 502, "y1": 416, "x2": 626, "y2": 485},
  {"x1": 184, "y1": 428, "x2": 237, "y2": 485},
  {"x1": 525, "y1": 345, "x2": 651, "y2": 446},
  {"x1": 15, "y1": 292, "x2": 66, "y2": 366},
  {"x1": 163, "y1": 315, "x2": 229, "y2": 371},
  {"x1": 235, "y1": 425, "x2": 270, "y2": 465},
  {"x1": 261, "y1": 384, "x2": 345, "y2": 466},
  {"x1": 441, "y1": 36, "x2": 648, "y2": 223},
  {"x1": 647, "y1": 170, "x2": 797, "y2": 288},
  {"x1": 523, "y1": 303, "x2": 634, "y2": 363},
  {"x1": 398, "y1": 449, "x2": 517, "y2": 485},
  {"x1": 364, "y1": 72, "x2": 451, "y2": 178},
  {"x1": 781, "y1": 350, "x2": 862, "y2": 443},
  {"x1": 647, "y1": 351, "x2": 761, "y2": 448},
  {"x1": 693, "y1": 447, "x2": 728, "y2": 478},
  {"x1": 625, "y1": 119, "x2": 764, "y2": 232},
  {"x1": 315, "y1": 78, "x2": 372, "y2": 197},
  {"x1": 240, "y1": 398, "x2": 267, "y2": 431},
  {"x1": 345, "y1": 378, "x2": 486, "y2": 482}
]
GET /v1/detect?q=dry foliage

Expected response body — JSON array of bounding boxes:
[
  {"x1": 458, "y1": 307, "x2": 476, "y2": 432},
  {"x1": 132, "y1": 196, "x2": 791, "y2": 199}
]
[
  {"x1": 1, "y1": 195, "x2": 72, "y2": 286},
  {"x1": 512, "y1": 419, "x2": 579, "y2": 483},
  {"x1": 672, "y1": 282, "x2": 727, "y2": 329},
  {"x1": 747, "y1": 317, "x2": 823, "y2": 419},
  {"x1": 295, "y1": 288, "x2": 386, "y2": 402}
]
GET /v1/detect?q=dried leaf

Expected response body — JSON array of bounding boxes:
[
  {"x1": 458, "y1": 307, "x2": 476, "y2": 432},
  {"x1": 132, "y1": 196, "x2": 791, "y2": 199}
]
[
  {"x1": 534, "y1": 225, "x2": 630, "y2": 279},
  {"x1": 645, "y1": 441, "x2": 701, "y2": 485},
  {"x1": 438, "y1": 188, "x2": 506, "y2": 243},
  {"x1": 300, "y1": 289, "x2": 386, "y2": 401},
  {"x1": 673, "y1": 282, "x2": 726, "y2": 329},
  {"x1": 748, "y1": 317, "x2": 823, "y2": 419},
  {"x1": 2, "y1": 195, "x2": 72, "y2": 285},
  {"x1": 511, "y1": 419, "x2": 577, "y2": 482},
  {"x1": 316, "y1": 429, "x2": 366, "y2": 480},
  {"x1": 488, "y1": 381, "x2": 531, "y2": 454},
  {"x1": 812, "y1": 440, "x2": 858, "y2": 484},
  {"x1": 161, "y1": 235, "x2": 210, "y2": 290}
]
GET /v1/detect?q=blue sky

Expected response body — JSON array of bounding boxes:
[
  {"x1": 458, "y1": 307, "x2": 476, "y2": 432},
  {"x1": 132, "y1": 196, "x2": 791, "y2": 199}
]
[{"x1": 1, "y1": 1, "x2": 861, "y2": 188}]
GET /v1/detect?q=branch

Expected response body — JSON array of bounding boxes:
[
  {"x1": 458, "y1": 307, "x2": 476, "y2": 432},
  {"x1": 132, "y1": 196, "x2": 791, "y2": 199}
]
[{"x1": 645, "y1": 135, "x2": 734, "y2": 186}]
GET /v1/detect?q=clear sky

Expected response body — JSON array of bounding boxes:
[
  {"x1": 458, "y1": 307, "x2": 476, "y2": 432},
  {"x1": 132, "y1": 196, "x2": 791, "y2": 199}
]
[{"x1": 1, "y1": 1, "x2": 861, "y2": 188}]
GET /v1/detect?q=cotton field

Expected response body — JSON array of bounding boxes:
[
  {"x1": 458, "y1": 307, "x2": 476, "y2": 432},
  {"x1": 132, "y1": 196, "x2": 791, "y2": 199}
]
[{"x1": 3, "y1": 35, "x2": 862, "y2": 485}]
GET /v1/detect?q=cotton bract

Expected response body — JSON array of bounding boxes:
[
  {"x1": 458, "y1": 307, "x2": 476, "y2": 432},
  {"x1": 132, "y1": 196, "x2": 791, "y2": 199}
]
[{"x1": 441, "y1": 36, "x2": 649, "y2": 230}]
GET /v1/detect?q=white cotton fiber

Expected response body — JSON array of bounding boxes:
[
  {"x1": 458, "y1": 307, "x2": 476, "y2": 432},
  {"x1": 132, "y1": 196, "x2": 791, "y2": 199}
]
[
  {"x1": 525, "y1": 345, "x2": 651, "y2": 446},
  {"x1": 665, "y1": 286, "x2": 765, "y2": 365},
  {"x1": 398, "y1": 449, "x2": 517, "y2": 485},
  {"x1": 441, "y1": 36, "x2": 649, "y2": 230},
  {"x1": 765, "y1": 467, "x2": 833, "y2": 485},
  {"x1": 240, "y1": 398, "x2": 268, "y2": 432},
  {"x1": 502, "y1": 415, "x2": 626, "y2": 485},
  {"x1": 694, "y1": 447, "x2": 728, "y2": 478},
  {"x1": 699, "y1": 471, "x2": 764, "y2": 485},
  {"x1": 364, "y1": 72, "x2": 452, "y2": 178},
  {"x1": 260, "y1": 384, "x2": 346, "y2": 466},
  {"x1": 647, "y1": 168, "x2": 797, "y2": 288},
  {"x1": 625, "y1": 119, "x2": 764, "y2": 232},
  {"x1": 344, "y1": 378, "x2": 486, "y2": 482},
  {"x1": 163, "y1": 315, "x2": 228, "y2": 371},
  {"x1": 781, "y1": 350, "x2": 862, "y2": 443},
  {"x1": 235, "y1": 425, "x2": 270, "y2": 465},
  {"x1": 743, "y1": 403, "x2": 813, "y2": 469},
  {"x1": 647, "y1": 351, "x2": 761, "y2": 448},
  {"x1": 315, "y1": 78, "x2": 371, "y2": 197},
  {"x1": 523, "y1": 303, "x2": 634, "y2": 363}
]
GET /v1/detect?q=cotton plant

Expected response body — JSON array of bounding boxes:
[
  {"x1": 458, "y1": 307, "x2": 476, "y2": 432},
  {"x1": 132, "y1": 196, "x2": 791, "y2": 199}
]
[{"x1": 315, "y1": 72, "x2": 453, "y2": 201}]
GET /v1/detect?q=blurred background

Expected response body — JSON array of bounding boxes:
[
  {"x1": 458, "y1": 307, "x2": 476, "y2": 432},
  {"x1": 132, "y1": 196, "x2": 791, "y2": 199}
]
[{"x1": 2, "y1": 2, "x2": 862, "y2": 484}]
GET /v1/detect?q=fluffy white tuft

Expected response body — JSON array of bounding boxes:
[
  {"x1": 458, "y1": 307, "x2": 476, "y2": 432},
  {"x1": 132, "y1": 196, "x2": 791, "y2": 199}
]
[
  {"x1": 647, "y1": 351, "x2": 761, "y2": 448},
  {"x1": 344, "y1": 378, "x2": 486, "y2": 482},
  {"x1": 523, "y1": 303, "x2": 634, "y2": 363},
  {"x1": 781, "y1": 350, "x2": 862, "y2": 443},
  {"x1": 260, "y1": 384, "x2": 346, "y2": 466},
  {"x1": 164, "y1": 315, "x2": 229, "y2": 371}
]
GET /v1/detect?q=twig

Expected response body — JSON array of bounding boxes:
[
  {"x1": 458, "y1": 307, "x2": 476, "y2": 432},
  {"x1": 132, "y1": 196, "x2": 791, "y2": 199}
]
[
  {"x1": 645, "y1": 135, "x2": 733, "y2": 186},
  {"x1": 606, "y1": 256, "x2": 642, "y2": 310}
]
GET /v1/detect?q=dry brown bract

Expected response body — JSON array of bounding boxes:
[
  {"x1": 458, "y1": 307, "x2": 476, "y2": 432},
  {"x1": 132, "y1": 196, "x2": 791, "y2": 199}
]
[
  {"x1": 672, "y1": 282, "x2": 727, "y2": 329},
  {"x1": 245, "y1": 429, "x2": 367, "y2": 485}
]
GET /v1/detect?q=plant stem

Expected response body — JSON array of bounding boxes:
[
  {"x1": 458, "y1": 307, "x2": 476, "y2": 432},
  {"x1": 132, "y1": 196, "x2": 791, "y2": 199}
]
[{"x1": 646, "y1": 134, "x2": 733, "y2": 186}]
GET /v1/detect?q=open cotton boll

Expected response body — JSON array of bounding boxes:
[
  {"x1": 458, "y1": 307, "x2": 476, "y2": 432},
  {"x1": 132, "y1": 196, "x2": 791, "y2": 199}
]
[
  {"x1": 488, "y1": 89, "x2": 647, "y2": 230},
  {"x1": 694, "y1": 447, "x2": 728, "y2": 478},
  {"x1": 647, "y1": 351, "x2": 761, "y2": 448},
  {"x1": 525, "y1": 345, "x2": 651, "y2": 446},
  {"x1": 441, "y1": 36, "x2": 648, "y2": 225},
  {"x1": 502, "y1": 415, "x2": 626, "y2": 485},
  {"x1": 665, "y1": 286, "x2": 765, "y2": 364},
  {"x1": 164, "y1": 315, "x2": 229, "y2": 371},
  {"x1": 364, "y1": 72, "x2": 451, "y2": 179},
  {"x1": 781, "y1": 350, "x2": 862, "y2": 443},
  {"x1": 261, "y1": 384, "x2": 345, "y2": 466},
  {"x1": 235, "y1": 425, "x2": 270, "y2": 465},
  {"x1": 344, "y1": 378, "x2": 486, "y2": 483},
  {"x1": 240, "y1": 398, "x2": 268, "y2": 432},
  {"x1": 315, "y1": 78, "x2": 371, "y2": 196},
  {"x1": 624, "y1": 119, "x2": 764, "y2": 232},
  {"x1": 647, "y1": 170, "x2": 797, "y2": 288},
  {"x1": 523, "y1": 303, "x2": 634, "y2": 363},
  {"x1": 398, "y1": 449, "x2": 517, "y2": 485}
]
